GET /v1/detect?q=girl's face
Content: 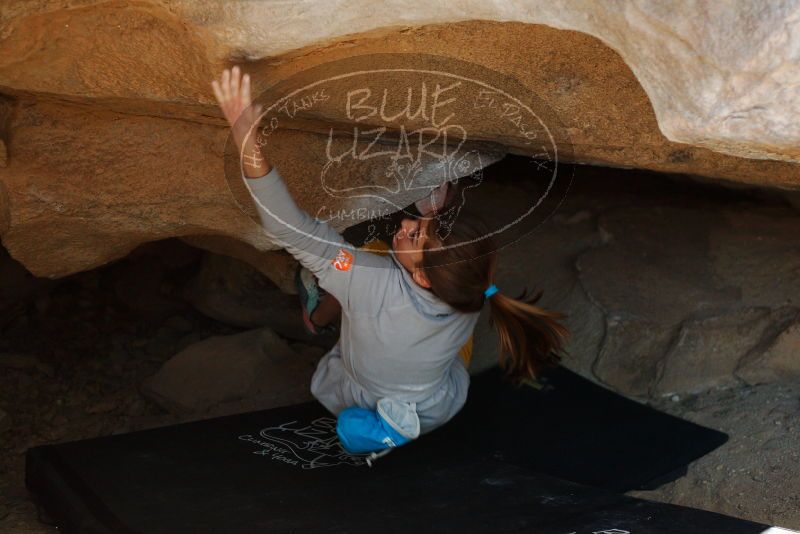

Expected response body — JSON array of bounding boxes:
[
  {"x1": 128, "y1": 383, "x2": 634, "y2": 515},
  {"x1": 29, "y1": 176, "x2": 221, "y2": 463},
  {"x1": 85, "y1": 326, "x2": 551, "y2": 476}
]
[{"x1": 392, "y1": 217, "x2": 433, "y2": 288}]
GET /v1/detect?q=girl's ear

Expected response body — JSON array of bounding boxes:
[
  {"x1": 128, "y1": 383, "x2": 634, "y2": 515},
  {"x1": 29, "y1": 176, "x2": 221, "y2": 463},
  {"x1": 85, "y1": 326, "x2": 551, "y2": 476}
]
[{"x1": 412, "y1": 267, "x2": 432, "y2": 289}]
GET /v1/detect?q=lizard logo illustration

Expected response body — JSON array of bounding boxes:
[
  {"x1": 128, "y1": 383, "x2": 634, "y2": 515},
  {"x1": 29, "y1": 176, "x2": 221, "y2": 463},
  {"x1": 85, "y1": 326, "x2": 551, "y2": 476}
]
[
  {"x1": 319, "y1": 142, "x2": 492, "y2": 241},
  {"x1": 240, "y1": 417, "x2": 370, "y2": 470}
]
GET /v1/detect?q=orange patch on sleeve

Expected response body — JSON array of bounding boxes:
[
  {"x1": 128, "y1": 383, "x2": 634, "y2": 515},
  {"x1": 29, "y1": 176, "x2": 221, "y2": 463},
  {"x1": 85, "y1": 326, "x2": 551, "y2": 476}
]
[{"x1": 332, "y1": 248, "x2": 354, "y2": 271}]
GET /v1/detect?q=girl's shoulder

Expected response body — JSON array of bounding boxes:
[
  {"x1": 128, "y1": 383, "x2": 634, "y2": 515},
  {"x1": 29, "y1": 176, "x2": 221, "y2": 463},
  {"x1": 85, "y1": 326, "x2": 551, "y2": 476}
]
[{"x1": 357, "y1": 239, "x2": 391, "y2": 256}]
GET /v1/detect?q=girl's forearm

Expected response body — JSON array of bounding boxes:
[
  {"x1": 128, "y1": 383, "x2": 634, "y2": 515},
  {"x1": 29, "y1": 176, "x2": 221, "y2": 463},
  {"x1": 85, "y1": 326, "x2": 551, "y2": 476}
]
[{"x1": 237, "y1": 131, "x2": 273, "y2": 179}]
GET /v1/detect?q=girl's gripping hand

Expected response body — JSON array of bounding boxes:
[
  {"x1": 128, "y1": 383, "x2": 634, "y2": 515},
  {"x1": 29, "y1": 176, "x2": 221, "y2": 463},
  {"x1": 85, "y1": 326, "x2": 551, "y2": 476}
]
[
  {"x1": 415, "y1": 181, "x2": 451, "y2": 216},
  {"x1": 211, "y1": 66, "x2": 264, "y2": 152}
]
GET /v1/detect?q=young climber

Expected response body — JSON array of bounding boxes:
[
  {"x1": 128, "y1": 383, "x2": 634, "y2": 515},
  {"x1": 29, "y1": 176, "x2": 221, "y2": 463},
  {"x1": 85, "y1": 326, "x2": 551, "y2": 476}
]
[
  {"x1": 212, "y1": 66, "x2": 569, "y2": 457},
  {"x1": 295, "y1": 179, "x2": 456, "y2": 337}
]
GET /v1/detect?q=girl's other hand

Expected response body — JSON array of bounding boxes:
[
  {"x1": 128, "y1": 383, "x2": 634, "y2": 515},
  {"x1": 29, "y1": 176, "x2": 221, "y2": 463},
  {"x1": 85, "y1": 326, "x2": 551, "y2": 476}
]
[
  {"x1": 415, "y1": 181, "x2": 455, "y2": 216},
  {"x1": 211, "y1": 66, "x2": 263, "y2": 149}
]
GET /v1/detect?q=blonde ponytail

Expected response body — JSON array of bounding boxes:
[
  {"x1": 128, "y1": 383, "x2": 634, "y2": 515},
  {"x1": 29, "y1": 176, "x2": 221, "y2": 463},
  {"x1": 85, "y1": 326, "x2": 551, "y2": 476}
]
[
  {"x1": 487, "y1": 288, "x2": 569, "y2": 384},
  {"x1": 420, "y1": 208, "x2": 570, "y2": 383}
]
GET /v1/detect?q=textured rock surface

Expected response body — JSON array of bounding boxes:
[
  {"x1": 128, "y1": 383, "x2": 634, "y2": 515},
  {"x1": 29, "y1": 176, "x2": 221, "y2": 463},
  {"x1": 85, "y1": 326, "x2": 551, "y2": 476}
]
[
  {"x1": 738, "y1": 319, "x2": 800, "y2": 385},
  {"x1": 0, "y1": 100, "x2": 496, "y2": 280},
  {"x1": 141, "y1": 326, "x2": 317, "y2": 413},
  {"x1": 222, "y1": 0, "x2": 800, "y2": 164},
  {"x1": 1, "y1": 1, "x2": 799, "y2": 284},
  {"x1": 576, "y1": 204, "x2": 800, "y2": 396},
  {"x1": 4, "y1": 1, "x2": 800, "y2": 164},
  {"x1": 182, "y1": 250, "x2": 337, "y2": 347},
  {"x1": 180, "y1": 234, "x2": 298, "y2": 295},
  {"x1": 468, "y1": 165, "x2": 800, "y2": 398}
]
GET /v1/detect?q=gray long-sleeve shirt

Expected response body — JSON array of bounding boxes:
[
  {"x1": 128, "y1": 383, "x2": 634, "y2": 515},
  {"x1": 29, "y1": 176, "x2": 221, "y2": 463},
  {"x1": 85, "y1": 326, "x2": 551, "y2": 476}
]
[{"x1": 244, "y1": 166, "x2": 480, "y2": 434}]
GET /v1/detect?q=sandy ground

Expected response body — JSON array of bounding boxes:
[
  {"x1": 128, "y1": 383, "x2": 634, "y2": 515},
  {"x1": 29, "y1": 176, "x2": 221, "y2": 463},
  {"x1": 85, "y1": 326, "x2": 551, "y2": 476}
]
[{"x1": 629, "y1": 381, "x2": 800, "y2": 530}]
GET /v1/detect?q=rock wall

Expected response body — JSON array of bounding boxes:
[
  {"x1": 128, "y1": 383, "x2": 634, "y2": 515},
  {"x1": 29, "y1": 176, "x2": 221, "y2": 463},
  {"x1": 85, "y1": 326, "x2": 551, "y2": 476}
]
[
  {"x1": 0, "y1": 1, "x2": 798, "y2": 283},
  {"x1": 6, "y1": 0, "x2": 800, "y2": 163},
  {"x1": 467, "y1": 166, "x2": 800, "y2": 397},
  {"x1": 179, "y1": 0, "x2": 800, "y2": 164}
]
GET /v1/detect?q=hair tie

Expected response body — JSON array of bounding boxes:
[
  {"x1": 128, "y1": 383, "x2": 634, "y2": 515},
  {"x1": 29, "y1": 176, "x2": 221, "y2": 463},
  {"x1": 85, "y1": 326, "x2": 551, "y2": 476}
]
[{"x1": 484, "y1": 284, "x2": 499, "y2": 298}]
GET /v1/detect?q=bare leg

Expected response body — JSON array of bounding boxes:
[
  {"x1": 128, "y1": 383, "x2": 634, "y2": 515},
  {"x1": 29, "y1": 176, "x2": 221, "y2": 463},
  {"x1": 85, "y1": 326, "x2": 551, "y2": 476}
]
[{"x1": 310, "y1": 293, "x2": 342, "y2": 327}]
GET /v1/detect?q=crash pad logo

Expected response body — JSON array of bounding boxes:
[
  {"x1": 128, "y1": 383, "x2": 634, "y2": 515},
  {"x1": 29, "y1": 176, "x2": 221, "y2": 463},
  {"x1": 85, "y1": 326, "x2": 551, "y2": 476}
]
[{"x1": 238, "y1": 417, "x2": 369, "y2": 469}]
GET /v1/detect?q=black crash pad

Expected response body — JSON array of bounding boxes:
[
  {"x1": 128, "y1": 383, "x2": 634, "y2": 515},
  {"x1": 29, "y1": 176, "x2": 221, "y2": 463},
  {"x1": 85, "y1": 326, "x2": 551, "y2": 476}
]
[
  {"x1": 444, "y1": 366, "x2": 730, "y2": 491},
  {"x1": 27, "y1": 367, "x2": 758, "y2": 534}
]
